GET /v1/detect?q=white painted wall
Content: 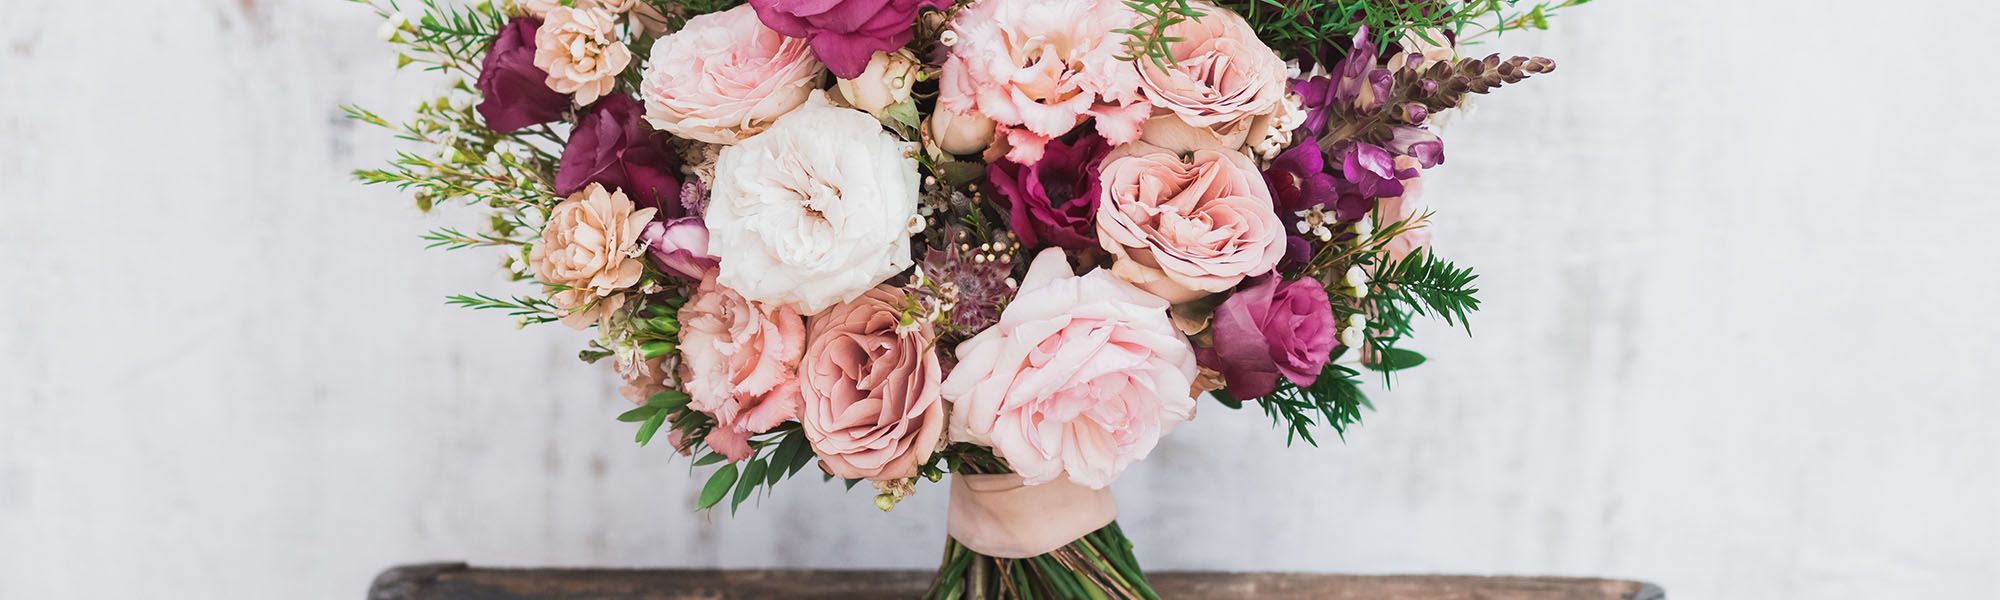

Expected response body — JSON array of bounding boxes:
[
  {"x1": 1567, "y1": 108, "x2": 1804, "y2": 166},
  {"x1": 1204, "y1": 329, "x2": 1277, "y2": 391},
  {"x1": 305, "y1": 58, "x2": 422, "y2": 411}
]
[{"x1": 3, "y1": 1, "x2": 1996, "y2": 598}]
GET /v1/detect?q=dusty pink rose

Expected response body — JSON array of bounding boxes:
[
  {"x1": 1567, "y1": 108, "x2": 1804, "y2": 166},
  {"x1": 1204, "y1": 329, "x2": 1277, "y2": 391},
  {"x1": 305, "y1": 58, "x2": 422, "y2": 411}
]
[
  {"x1": 1377, "y1": 156, "x2": 1432, "y2": 260},
  {"x1": 799, "y1": 285, "x2": 945, "y2": 481},
  {"x1": 1095, "y1": 138, "x2": 1285, "y2": 303},
  {"x1": 1135, "y1": 3, "x2": 1289, "y2": 149},
  {"x1": 938, "y1": 0, "x2": 1150, "y2": 164},
  {"x1": 534, "y1": 6, "x2": 633, "y2": 106},
  {"x1": 641, "y1": 5, "x2": 823, "y2": 144},
  {"x1": 941, "y1": 249, "x2": 1199, "y2": 489},
  {"x1": 677, "y1": 273, "x2": 808, "y2": 462},
  {"x1": 531, "y1": 183, "x2": 657, "y2": 328}
]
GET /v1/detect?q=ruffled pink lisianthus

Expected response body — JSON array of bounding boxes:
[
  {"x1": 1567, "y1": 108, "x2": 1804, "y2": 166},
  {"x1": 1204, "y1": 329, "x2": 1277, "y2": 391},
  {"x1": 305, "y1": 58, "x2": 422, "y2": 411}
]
[
  {"x1": 938, "y1": 0, "x2": 1150, "y2": 163},
  {"x1": 1196, "y1": 275, "x2": 1336, "y2": 399},
  {"x1": 941, "y1": 249, "x2": 1199, "y2": 489},
  {"x1": 799, "y1": 285, "x2": 946, "y2": 481},
  {"x1": 1095, "y1": 137, "x2": 1285, "y2": 303},
  {"x1": 677, "y1": 273, "x2": 808, "y2": 462}
]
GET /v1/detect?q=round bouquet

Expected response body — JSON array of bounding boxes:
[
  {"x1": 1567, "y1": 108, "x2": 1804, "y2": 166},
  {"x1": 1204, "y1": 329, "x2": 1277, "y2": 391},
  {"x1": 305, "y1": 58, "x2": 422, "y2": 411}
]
[{"x1": 348, "y1": 0, "x2": 1565, "y2": 596}]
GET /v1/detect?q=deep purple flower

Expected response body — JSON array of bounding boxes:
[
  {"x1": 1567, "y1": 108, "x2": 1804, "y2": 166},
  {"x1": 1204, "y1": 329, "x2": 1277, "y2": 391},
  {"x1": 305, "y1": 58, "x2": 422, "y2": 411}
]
[
  {"x1": 475, "y1": 18, "x2": 570, "y2": 133},
  {"x1": 640, "y1": 217, "x2": 719, "y2": 280},
  {"x1": 557, "y1": 94, "x2": 683, "y2": 215},
  {"x1": 988, "y1": 131, "x2": 1112, "y2": 252},
  {"x1": 1197, "y1": 275, "x2": 1337, "y2": 399},
  {"x1": 1388, "y1": 126, "x2": 1445, "y2": 168},
  {"x1": 1335, "y1": 142, "x2": 1410, "y2": 200},
  {"x1": 747, "y1": 0, "x2": 950, "y2": 78},
  {"x1": 1264, "y1": 142, "x2": 1338, "y2": 216}
]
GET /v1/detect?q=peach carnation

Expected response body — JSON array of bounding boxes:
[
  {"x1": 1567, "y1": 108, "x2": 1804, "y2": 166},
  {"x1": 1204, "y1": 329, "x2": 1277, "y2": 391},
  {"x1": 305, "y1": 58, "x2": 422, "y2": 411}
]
[
  {"x1": 531, "y1": 183, "x2": 656, "y2": 328},
  {"x1": 534, "y1": 6, "x2": 633, "y2": 106}
]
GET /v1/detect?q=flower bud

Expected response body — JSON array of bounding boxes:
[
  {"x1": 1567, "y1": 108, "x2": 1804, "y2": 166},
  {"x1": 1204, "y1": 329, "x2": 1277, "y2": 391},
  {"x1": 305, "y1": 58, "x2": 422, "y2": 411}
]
[
  {"x1": 928, "y1": 105, "x2": 997, "y2": 156},
  {"x1": 836, "y1": 50, "x2": 920, "y2": 116}
]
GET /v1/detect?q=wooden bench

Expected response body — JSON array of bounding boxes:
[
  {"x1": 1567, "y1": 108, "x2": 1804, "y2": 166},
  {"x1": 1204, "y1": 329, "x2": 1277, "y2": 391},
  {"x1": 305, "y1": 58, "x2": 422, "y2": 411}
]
[{"x1": 370, "y1": 563, "x2": 1665, "y2": 599}]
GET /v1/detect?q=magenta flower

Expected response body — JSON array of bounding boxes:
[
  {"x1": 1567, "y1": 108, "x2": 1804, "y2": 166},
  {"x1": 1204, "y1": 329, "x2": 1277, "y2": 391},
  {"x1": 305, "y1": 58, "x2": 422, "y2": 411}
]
[
  {"x1": 1197, "y1": 275, "x2": 1337, "y2": 399},
  {"x1": 475, "y1": 18, "x2": 570, "y2": 133},
  {"x1": 557, "y1": 94, "x2": 683, "y2": 214},
  {"x1": 988, "y1": 132, "x2": 1112, "y2": 252},
  {"x1": 639, "y1": 217, "x2": 718, "y2": 280},
  {"x1": 747, "y1": 0, "x2": 950, "y2": 78},
  {"x1": 1263, "y1": 142, "x2": 1337, "y2": 216}
]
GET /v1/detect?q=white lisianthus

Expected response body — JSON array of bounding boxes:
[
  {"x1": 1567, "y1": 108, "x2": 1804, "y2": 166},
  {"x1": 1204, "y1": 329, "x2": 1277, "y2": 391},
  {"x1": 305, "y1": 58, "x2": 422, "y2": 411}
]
[{"x1": 706, "y1": 91, "x2": 921, "y2": 316}]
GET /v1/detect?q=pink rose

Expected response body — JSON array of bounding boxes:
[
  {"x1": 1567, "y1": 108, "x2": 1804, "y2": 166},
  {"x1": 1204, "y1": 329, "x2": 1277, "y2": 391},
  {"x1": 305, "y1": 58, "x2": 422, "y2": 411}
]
[
  {"x1": 1095, "y1": 137, "x2": 1285, "y2": 303},
  {"x1": 640, "y1": 5, "x2": 824, "y2": 145},
  {"x1": 938, "y1": 0, "x2": 1150, "y2": 164},
  {"x1": 1376, "y1": 156, "x2": 1431, "y2": 261},
  {"x1": 1135, "y1": 3, "x2": 1289, "y2": 149},
  {"x1": 941, "y1": 249, "x2": 1199, "y2": 489},
  {"x1": 677, "y1": 273, "x2": 808, "y2": 461},
  {"x1": 799, "y1": 285, "x2": 946, "y2": 481}
]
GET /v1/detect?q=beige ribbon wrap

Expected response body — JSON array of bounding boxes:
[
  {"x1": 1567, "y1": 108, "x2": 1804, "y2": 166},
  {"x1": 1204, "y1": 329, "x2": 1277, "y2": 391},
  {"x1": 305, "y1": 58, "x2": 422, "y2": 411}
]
[{"x1": 946, "y1": 473, "x2": 1117, "y2": 559}]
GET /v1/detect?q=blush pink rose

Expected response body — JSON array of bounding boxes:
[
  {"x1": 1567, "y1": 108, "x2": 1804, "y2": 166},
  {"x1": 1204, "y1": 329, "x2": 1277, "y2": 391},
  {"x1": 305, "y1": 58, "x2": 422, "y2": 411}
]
[
  {"x1": 799, "y1": 285, "x2": 946, "y2": 481},
  {"x1": 1135, "y1": 3, "x2": 1289, "y2": 149},
  {"x1": 677, "y1": 273, "x2": 808, "y2": 461},
  {"x1": 640, "y1": 5, "x2": 824, "y2": 145},
  {"x1": 1095, "y1": 138, "x2": 1285, "y2": 303},
  {"x1": 941, "y1": 249, "x2": 1199, "y2": 489},
  {"x1": 938, "y1": 0, "x2": 1150, "y2": 164}
]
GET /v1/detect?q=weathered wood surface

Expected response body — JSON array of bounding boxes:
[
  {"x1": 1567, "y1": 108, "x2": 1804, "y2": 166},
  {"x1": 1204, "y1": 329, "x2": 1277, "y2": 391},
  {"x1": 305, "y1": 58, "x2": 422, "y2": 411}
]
[{"x1": 370, "y1": 564, "x2": 1664, "y2": 600}]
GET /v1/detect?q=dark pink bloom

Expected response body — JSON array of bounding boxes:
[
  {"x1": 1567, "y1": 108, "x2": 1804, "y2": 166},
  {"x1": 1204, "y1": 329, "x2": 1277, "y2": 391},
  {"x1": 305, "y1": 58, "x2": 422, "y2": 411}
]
[
  {"x1": 475, "y1": 18, "x2": 570, "y2": 133},
  {"x1": 1263, "y1": 142, "x2": 1337, "y2": 216},
  {"x1": 557, "y1": 94, "x2": 683, "y2": 214},
  {"x1": 1197, "y1": 275, "x2": 1336, "y2": 399},
  {"x1": 988, "y1": 132, "x2": 1111, "y2": 251},
  {"x1": 748, "y1": 0, "x2": 950, "y2": 78}
]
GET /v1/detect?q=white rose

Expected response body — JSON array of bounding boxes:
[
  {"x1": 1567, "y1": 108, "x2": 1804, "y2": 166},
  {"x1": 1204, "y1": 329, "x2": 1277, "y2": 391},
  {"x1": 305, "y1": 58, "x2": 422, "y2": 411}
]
[{"x1": 706, "y1": 91, "x2": 921, "y2": 316}]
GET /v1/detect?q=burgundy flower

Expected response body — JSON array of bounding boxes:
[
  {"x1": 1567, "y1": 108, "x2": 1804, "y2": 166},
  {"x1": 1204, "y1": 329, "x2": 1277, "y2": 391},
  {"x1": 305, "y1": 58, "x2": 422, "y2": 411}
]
[
  {"x1": 557, "y1": 94, "x2": 683, "y2": 215},
  {"x1": 1197, "y1": 275, "x2": 1337, "y2": 399},
  {"x1": 988, "y1": 131, "x2": 1111, "y2": 252},
  {"x1": 475, "y1": 18, "x2": 570, "y2": 133},
  {"x1": 747, "y1": 0, "x2": 950, "y2": 78}
]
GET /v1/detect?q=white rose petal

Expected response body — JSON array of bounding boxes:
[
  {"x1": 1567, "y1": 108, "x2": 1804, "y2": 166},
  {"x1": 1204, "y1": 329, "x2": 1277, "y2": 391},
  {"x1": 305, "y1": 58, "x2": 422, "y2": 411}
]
[{"x1": 706, "y1": 91, "x2": 921, "y2": 316}]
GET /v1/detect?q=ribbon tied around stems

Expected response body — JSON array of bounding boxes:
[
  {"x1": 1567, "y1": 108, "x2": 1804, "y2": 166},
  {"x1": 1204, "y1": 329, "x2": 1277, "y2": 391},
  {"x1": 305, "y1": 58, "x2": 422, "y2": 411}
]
[{"x1": 945, "y1": 473, "x2": 1117, "y2": 559}]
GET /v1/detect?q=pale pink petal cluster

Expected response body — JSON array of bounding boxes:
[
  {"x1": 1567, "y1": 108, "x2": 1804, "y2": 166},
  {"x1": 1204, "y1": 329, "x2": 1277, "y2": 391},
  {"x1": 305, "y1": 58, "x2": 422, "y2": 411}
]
[
  {"x1": 1377, "y1": 156, "x2": 1433, "y2": 261},
  {"x1": 534, "y1": 6, "x2": 633, "y2": 106},
  {"x1": 938, "y1": 0, "x2": 1150, "y2": 163},
  {"x1": 942, "y1": 250, "x2": 1199, "y2": 489},
  {"x1": 641, "y1": 5, "x2": 824, "y2": 144},
  {"x1": 1136, "y1": 3, "x2": 1291, "y2": 150},
  {"x1": 1095, "y1": 138, "x2": 1285, "y2": 303},
  {"x1": 677, "y1": 272, "x2": 809, "y2": 462},
  {"x1": 531, "y1": 183, "x2": 657, "y2": 328}
]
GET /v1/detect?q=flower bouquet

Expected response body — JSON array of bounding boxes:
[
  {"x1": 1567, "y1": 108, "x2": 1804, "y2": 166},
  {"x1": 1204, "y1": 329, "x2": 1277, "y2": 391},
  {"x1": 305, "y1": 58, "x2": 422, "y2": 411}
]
[{"x1": 347, "y1": 0, "x2": 1575, "y2": 596}]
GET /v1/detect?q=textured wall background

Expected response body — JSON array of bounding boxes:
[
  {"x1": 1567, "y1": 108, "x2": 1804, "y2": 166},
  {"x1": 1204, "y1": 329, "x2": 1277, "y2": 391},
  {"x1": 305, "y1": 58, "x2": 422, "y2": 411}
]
[{"x1": 3, "y1": 1, "x2": 1996, "y2": 598}]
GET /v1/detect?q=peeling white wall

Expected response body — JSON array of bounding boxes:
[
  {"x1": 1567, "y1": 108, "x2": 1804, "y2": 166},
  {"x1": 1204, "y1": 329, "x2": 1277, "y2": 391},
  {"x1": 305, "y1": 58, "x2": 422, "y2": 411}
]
[{"x1": 3, "y1": 1, "x2": 1997, "y2": 598}]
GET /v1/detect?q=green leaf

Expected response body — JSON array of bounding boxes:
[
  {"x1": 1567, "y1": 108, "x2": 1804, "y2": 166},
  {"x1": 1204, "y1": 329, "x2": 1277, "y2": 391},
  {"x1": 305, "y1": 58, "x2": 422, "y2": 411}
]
[
  {"x1": 698, "y1": 463, "x2": 738, "y2": 510},
  {"x1": 731, "y1": 459, "x2": 767, "y2": 512},
  {"x1": 935, "y1": 160, "x2": 986, "y2": 186},
  {"x1": 843, "y1": 478, "x2": 863, "y2": 491},
  {"x1": 640, "y1": 341, "x2": 677, "y2": 359},
  {"x1": 1366, "y1": 348, "x2": 1428, "y2": 372},
  {"x1": 880, "y1": 99, "x2": 922, "y2": 134},
  {"x1": 646, "y1": 390, "x2": 691, "y2": 411},
  {"x1": 768, "y1": 432, "x2": 806, "y2": 484},
  {"x1": 616, "y1": 405, "x2": 659, "y2": 423},
  {"x1": 693, "y1": 452, "x2": 727, "y2": 467},
  {"x1": 635, "y1": 410, "x2": 667, "y2": 446}
]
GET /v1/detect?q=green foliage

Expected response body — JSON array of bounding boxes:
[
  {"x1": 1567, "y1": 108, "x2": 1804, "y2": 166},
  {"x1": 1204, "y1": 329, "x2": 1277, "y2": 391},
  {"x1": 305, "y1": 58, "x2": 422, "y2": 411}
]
[
  {"x1": 1369, "y1": 248, "x2": 1481, "y2": 331},
  {"x1": 1256, "y1": 362, "x2": 1372, "y2": 446},
  {"x1": 444, "y1": 293, "x2": 563, "y2": 325},
  {"x1": 1115, "y1": 0, "x2": 1206, "y2": 68}
]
